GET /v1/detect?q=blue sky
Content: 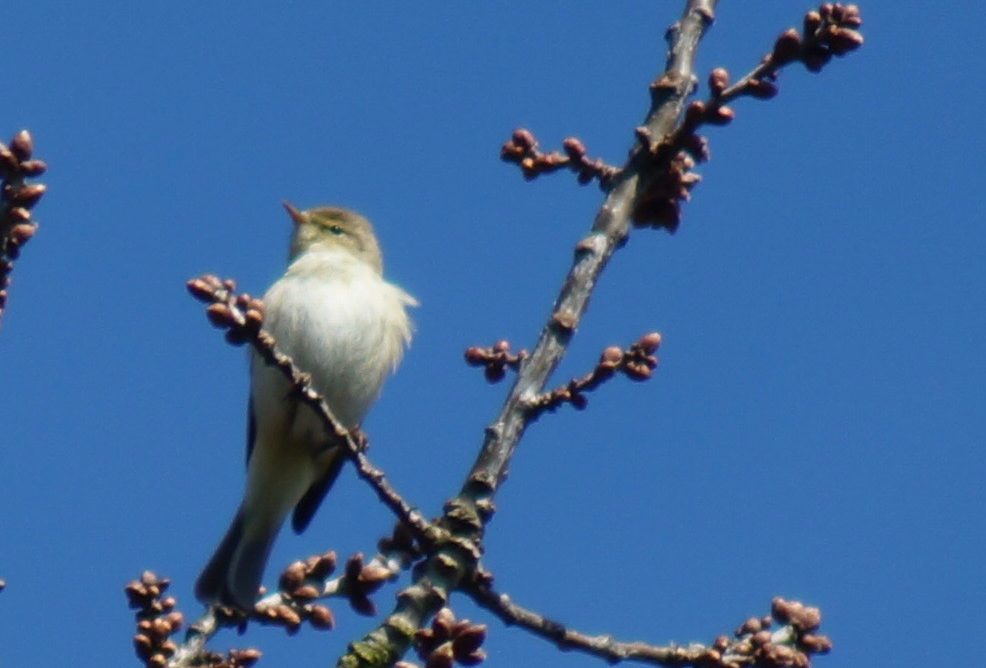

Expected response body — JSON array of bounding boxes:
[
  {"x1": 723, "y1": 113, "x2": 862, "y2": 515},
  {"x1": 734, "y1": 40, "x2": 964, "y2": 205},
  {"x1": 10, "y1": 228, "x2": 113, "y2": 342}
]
[{"x1": 1, "y1": 2, "x2": 983, "y2": 667}]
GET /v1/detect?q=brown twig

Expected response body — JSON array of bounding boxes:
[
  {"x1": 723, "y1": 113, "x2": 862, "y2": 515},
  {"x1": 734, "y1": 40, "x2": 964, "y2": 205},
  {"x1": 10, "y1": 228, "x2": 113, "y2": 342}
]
[
  {"x1": 682, "y1": 3, "x2": 862, "y2": 132},
  {"x1": 466, "y1": 583, "x2": 831, "y2": 668},
  {"x1": 500, "y1": 131, "x2": 621, "y2": 189},
  {"x1": 0, "y1": 129, "x2": 47, "y2": 326},
  {"x1": 522, "y1": 332, "x2": 661, "y2": 415},
  {"x1": 127, "y1": 572, "x2": 261, "y2": 668},
  {"x1": 464, "y1": 340, "x2": 528, "y2": 383}
]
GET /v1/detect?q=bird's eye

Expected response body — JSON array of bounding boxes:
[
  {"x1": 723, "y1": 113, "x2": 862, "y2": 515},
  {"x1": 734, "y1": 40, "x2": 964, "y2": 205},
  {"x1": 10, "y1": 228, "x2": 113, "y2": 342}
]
[{"x1": 328, "y1": 224, "x2": 344, "y2": 235}]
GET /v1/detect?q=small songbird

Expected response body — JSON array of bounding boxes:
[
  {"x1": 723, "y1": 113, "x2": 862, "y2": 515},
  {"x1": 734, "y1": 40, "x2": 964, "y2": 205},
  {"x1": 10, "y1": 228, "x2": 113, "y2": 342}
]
[{"x1": 196, "y1": 203, "x2": 416, "y2": 610}]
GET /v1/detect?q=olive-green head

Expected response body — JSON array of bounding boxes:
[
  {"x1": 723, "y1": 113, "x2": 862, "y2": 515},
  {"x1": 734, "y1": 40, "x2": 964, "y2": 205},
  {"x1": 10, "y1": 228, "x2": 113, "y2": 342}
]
[{"x1": 283, "y1": 202, "x2": 383, "y2": 273}]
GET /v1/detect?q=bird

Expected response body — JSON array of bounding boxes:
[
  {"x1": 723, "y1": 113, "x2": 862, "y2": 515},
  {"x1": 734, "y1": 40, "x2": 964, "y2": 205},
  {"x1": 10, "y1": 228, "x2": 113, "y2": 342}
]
[{"x1": 195, "y1": 203, "x2": 416, "y2": 611}]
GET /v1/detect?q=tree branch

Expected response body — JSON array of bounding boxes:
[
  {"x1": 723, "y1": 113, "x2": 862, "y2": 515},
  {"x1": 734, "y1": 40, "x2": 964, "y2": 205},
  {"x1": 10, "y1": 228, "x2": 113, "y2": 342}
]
[
  {"x1": 463, "y1": 0, "x2": 717, "y2": 510},
  {"x1": 333, "y1": 4, "x2": 720, "y2": 667},
  {"x1": 465, "y1": 584, "x2": 832, "y2": 668}
]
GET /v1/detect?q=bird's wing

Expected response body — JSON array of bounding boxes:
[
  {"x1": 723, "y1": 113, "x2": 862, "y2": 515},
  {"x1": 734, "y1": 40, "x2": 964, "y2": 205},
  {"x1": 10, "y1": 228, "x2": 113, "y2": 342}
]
[
  {"x1": 245, "y1": 397, "x2": 256, "y2": 467},
  {"x1": 291, "y1": 446, "x2": 346, "y2": 534}
]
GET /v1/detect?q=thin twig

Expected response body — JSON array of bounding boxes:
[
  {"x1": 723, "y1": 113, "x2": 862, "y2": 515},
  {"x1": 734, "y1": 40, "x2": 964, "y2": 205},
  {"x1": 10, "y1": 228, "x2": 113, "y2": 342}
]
[
  {"x1": 522, "y1": 332, "x2": 661, "y2": 415},
  {"x1": 466, "y1": 583, "x2": 832, "y2": 668}
]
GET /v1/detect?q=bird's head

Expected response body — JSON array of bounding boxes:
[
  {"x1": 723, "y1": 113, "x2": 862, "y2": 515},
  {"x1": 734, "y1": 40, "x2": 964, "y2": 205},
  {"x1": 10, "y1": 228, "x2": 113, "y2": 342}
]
[{"x1": 283, "y1": 202, "x2": 383, "y2": 273}]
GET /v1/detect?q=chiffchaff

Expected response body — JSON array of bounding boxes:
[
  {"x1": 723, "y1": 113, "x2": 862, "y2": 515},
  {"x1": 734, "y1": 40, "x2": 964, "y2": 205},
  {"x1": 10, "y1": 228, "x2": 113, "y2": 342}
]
[{"x1": 195, "y1": 203, "x2": 416, "y2": 610}]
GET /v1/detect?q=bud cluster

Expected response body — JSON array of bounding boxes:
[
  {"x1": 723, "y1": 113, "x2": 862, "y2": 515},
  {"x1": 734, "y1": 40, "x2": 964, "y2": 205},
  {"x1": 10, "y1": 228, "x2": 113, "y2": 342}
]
[
  {"x1": 525, "y1": 332, "x2": 661, "y2": 414},
  {"x1": 339, "y1": 552, "x2": 394, "y2": 616},
  {"x1": 701, "y1": 3, "x2": 863, "y2": 110},
  {"x1": 694, "y1": 597, "x2": 832, "y2": 668},
  {"x1": 187, "y1": 275, "x2": 265, "y2": 346},
  {"x1": 464, "y1": 339, "x2": 528, "y2": 383},
  {"x1": 1, "y1": 129, "x2": 47, "y2": 319},
  {"x1": 126, "y1": 572, "x2": 184, "y2": 667},
  {"x1": 126, "y1": 571, "x2": 265, "y2": 667},
  {"x1": 411, "y1": 607, "x2": 487, "y2": 668},
  {"x1": 633, "y1": 3, "x2": 862, "y2": 235},
  {"x1": 250, "y1": 547, "x2": 401, "y2": 635},
  {"x1": 500, "y1": 129, "x2": 620, "y2": 189},
  {"x1": 631, "y1": 151, "x2": 701, "y2": 232},
  {"x1": 793, "y1": 3, "x2": 864, "y2": 71}
]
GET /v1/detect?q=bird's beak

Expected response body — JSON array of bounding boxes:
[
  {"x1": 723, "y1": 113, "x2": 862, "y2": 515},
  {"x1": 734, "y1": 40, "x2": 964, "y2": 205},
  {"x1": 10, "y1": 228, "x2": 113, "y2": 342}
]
[{"x1": 282, "y1": 201, "x2": 306, "y2": 226}]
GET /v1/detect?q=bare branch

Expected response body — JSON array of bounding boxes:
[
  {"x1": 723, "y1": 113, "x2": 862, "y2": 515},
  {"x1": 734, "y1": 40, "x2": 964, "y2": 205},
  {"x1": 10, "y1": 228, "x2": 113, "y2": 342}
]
[
  {"x1": 522, "y1": 332, "x2": 661, "y2": 415},
  {"x1": 500, "y1": 130, "x2": 621, "y2": 189},
  {"x1": 464, "y1": 340, "x2": 528, "y2": 383},
  {"x1": 465, "y1": 583, "x2": 832, "y2": 668},
  {"x1": 462, "y1": 0, "x2": 717, "y2": 517},
  {"x1": 333, "y1": 4, "x2": 721, "y2": 666}
]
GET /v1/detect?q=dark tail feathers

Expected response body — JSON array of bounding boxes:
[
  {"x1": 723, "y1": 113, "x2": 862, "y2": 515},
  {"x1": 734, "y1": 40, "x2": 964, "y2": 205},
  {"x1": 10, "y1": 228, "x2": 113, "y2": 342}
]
[{"x1": 195, "y1": 509, "x2": 277, "y2": 611}]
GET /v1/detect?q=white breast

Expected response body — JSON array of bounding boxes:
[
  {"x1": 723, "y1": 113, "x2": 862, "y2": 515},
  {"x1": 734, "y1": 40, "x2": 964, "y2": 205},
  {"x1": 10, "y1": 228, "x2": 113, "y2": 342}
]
[{"x1": 250, "y1": 248, "x2": 415, "y2": 437}]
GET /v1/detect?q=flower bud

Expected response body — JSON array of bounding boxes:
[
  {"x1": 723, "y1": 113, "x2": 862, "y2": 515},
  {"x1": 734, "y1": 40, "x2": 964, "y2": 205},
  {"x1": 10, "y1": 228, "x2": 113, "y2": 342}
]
[
  {"x1": 309, "y1": 604, "x2": 335, "y2": 630},
  {"x1": 800, "y1": 633, "x2": 833, "y2": 653},
  {"x1": 18, "y1": 159, "x2": 47, "y2": 176},
  {"x1": 804, "y1": 10, "x2": 822, "y2": 34},
  {"x1": 452, "y1": 624, "x2": 487, "y2": 656},
  {"x1": 0, "y1": 144, "x2": 17, "y2": 173},
  {"x1": 425, "y1": 643, "x2": 454, "y2": 668},
  {"x1": 10, "y1": 130, "x2": 33, "y2": 161},
  {"x1": 773, "y1": 28, "x2": 802, "y2": 64},
  {"x1": 205, "y1": 303, "x2": 234, "y2": 329},
  {"x1": 827, "y1": 27, "x2": 864, "y2": 55},
  {"x1": 292, "y1": 584, "x2": 319, "y2": 600},
  {"x1": 562, "y1": 136, "x2": 586, "y2": 159},
  {"x1": 685, "y1": 101, "x2": 706, "y2": 126},
  {"x1": 9, "y1": 183, "x2": 46, "y2": 208},
  {"x1": 706, "y1": 105, "x2": 735, "y2": 126},
  {"x1": 637, "y1": 332, "x2": 662, "y2": 353},
  {"x1": 708, "y1": 68, "x2": 729, "y2": 95},
  {"x1": 310, "y1": 551, "x2": 337, "y2": 578},
  {"x1": 5, "y1": 206, "x2": 30, "y2": 223},
  {"x1": 8, "y1": 224, "x2": 36, "y2": 246},
  {"x1": 511, "y1": 128, "x2": 535, "y2": 150},
  {"x1": 234, "y1": 648, "x2": 262, "y2": 666}
]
